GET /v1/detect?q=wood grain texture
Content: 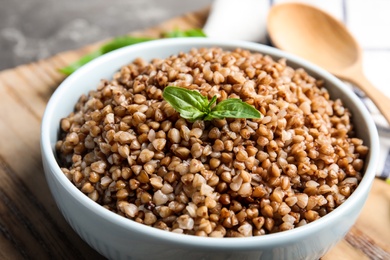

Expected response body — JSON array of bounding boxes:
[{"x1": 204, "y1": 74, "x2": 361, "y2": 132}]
[{"x1": 0, "y1": 7, "x2": 389, "y2": 259}]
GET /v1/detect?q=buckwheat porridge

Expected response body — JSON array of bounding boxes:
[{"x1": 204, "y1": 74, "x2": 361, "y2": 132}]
[{"x1": 56, "y1": 47, "x2": 368, "y2": 237}]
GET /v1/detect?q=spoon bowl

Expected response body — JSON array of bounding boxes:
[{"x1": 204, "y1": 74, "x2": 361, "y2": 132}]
[{"x1": 267, "y1": 2, "x2": 390, "y2": 123}]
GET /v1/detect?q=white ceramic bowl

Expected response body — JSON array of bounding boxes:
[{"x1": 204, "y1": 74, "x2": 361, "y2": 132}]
[{"x1": 41, "y1": 38, "x2": 379, "y2": 260}]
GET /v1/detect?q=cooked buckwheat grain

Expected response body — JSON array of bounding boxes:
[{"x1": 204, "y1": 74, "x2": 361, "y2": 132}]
[{"x1": 56, "y1": 47, "x2": 368, "y2": 237}]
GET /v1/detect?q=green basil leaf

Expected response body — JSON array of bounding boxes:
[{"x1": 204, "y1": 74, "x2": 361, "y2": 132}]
[
  {"x1": 164, "y1": 86, "x2": 209, "y2": 110},
  {"x1": 163, "y1": 28, "x2": 206, "y2": 38},
  {"x1": 162, "y1": 29, "x2": 186, "y2": 38},
  {"x1": 180, "y1": 28, "x2": 207, "y2": 37},
  {"x1": 210, "y1": 98, "x2": 261, "y2": 119},
  {"x1": 59, "y1": 28, "x2": 206, "y2": 76},
  {"x1": 58, "y1": 50, "x2": 102, "y2": 75},
  {"x1": 176, "y1": 109, "x2": 206, "y2": 121},
  {"x1": 163, "y1": 86, "x2": 209, "y2": 121},
  {"x1": 207, "y1": 95, "x2": 217, "y2": 110},
  {"x1": 100, "y1": 36, "x2": 153, "y2": 53},
  {"x1": 163, "y1": 87, "x2": 261, "y2": 122},
  {"x1": 59, "y1": 36, "x2": 153, "y2": 75}
]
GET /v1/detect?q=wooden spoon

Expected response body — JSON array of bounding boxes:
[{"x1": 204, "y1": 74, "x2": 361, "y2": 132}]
[{"x1": 267, "y1": 3, "x2": 390, "y2": 124}]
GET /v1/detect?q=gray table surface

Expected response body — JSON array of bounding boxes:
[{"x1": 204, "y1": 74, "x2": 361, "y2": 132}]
[{"x1": 0, "y1": 0, "x2": 212, "y2": 71}]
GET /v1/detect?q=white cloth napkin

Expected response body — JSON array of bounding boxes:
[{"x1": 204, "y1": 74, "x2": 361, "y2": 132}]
[{"x1": 203, "y1": 0, "x2": 390, "y2": 180}]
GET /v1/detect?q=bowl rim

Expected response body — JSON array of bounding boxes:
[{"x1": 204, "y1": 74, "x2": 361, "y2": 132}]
[{"x1": 41, "y1": 37, "x2": 379, "y2": 248}]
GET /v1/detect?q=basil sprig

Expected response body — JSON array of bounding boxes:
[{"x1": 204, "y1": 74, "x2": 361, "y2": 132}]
[
  {"x1": 59, "y1": 28, "x2": 206, "y2": 75},
  {"x1": 59, "y1": 36, "x2": 153, "y2": 75},
  {"x1": 163, "y1": 86, "x2": 261, "y2": 122}
]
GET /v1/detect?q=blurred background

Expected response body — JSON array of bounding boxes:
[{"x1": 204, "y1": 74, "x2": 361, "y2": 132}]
[
  {"x1": 2, "y1": 0, "x2": 390, "y2": 101},
  {"x1": 0, "y1": 0, "x2": 212, "y2": 70}
]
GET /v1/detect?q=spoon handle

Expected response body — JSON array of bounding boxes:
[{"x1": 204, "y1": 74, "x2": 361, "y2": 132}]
[{"x1": 345, "y1": 71, "x2": 390, "y2": 125}]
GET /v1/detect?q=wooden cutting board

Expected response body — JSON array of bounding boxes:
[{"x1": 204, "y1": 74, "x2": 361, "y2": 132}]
[{"x1": 0, "y1": 7, "x2": 389, "y2": 260}]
